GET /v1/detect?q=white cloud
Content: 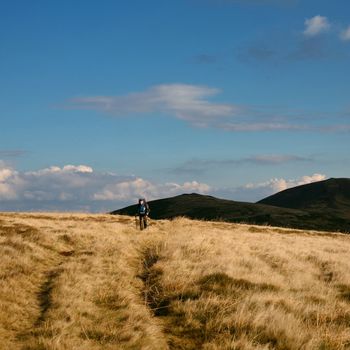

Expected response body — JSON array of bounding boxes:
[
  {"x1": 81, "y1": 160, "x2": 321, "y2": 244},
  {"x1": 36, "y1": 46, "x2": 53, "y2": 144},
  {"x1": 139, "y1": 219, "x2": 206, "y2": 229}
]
[
  {"x1": 69, "y1": 84, "x2": 238, "y2": 127},
  {"x1": 93, "y1": 178, "x2": 154, "y2": 201},
  {"x1": 62, "y1": 165, "x2": 93, "y2": 173},
  {"x1": 0, "y1": 168, "x2": 14, "y2": 182},
  {"x1": 0, "y1": 180, "x2": 18, "y2": 200},
  {"x1": 0, "y1": 163, "x2": 24, "y2": 200},
  {"x1": 66, "y1": 84, "x2": 350, "y2": 133},
  {"x1": 340, "y1": 26, "x2": 350, "y2": 41},
  {"x1": 303, "y1": 15, "x2": 330, "y2": 37},
  {"x1": 27, "y1": 165, "x2": 93, "y2": 176}
]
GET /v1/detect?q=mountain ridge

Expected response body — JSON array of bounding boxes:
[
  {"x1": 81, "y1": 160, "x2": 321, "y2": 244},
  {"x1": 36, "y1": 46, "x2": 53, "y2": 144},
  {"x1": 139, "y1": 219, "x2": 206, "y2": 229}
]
[{"x1": 111, "y1": 178, "x2": 350, "y2": 233}]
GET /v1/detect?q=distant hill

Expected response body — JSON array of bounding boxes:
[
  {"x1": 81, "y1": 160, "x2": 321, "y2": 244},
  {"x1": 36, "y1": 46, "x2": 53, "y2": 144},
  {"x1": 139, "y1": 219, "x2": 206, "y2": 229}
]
[
  {"x1": 112, "y1": 178, "x2": 350, "y2": 233},
  {"x1": 258, "y1": 178, "x2": 350, "y2": 211},
  {"x1": 257, "y1": 178, "x2": 350, "y2": 232},
  {"x1": 112, "y1": 193, "x2": 304, "y2": 223}
]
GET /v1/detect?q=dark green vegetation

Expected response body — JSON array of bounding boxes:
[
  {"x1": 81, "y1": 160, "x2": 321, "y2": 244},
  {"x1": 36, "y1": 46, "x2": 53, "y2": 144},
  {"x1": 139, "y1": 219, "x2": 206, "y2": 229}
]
[{"x1": 112, "y1": 178, "x2": 350, "y2": 233}]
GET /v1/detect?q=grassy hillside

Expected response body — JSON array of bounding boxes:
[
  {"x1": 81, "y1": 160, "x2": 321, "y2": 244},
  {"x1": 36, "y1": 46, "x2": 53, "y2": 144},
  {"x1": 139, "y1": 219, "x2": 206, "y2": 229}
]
[
  {"x1": 258, "y1": 178, "x2": 350, "y2": 233},
  {"x1": 1, "y1": 213, "x2": 350, "y2": 349},
  {"x1": 258, "y1": 178, "x2": 350, "y2": 211},
  {"x1": 112, "y1": 192, "x2": 349, "y2": 232},
  {"x1": 112, "y1": 193, "x2": 308, "y2": 225}
]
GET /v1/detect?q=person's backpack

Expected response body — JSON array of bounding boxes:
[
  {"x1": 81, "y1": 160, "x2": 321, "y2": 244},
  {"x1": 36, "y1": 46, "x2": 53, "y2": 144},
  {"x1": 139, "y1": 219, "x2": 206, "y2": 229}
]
[{"x1": 139, "y1": 203, "x2": 146, "y2": 215}]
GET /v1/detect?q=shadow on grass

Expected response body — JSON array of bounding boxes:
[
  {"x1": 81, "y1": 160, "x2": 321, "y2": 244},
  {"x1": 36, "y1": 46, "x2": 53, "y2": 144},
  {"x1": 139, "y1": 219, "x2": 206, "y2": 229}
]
[
  {"x1": 138, "y1": 263, "x2": 281, "y2": 349},
  {"x1": 199, "y1": 272, "x2": 279, "y2": 294}
]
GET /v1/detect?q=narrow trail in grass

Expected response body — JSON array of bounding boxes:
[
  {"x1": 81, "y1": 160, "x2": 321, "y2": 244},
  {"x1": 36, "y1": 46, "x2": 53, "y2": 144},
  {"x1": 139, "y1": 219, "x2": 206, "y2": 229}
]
[
  {"x1": 34, "y1": 267, "x2": 63, "y2": 326},
  {"x1": 33, "y1": 250, "x2": 76, "y2": 327},
  {"x1": 33, "y1": 251, "x2": 78, "y2": 328},
  {"x1": 15, "y1": 233, "x2": 78, "y2": 349},
  {"x1": 138, "y1": 245, "x2": 169, "y2": 317},
  {"x1": 136, "y1": 235, "x2": 204, "y2": 350}
]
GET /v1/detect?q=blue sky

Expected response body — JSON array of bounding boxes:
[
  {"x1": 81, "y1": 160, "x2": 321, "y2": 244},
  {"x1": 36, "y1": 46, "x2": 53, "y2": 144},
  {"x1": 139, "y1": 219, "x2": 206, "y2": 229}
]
[{"x1": 1, "y1": 0, "x2": 349, "y2": 211}]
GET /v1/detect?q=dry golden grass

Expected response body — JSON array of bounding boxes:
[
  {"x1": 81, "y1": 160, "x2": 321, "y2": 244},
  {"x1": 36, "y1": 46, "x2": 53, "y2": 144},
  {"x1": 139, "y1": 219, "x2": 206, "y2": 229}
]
[{"x1": 0, "y1": 213, "x2": 350, "y2": 349}]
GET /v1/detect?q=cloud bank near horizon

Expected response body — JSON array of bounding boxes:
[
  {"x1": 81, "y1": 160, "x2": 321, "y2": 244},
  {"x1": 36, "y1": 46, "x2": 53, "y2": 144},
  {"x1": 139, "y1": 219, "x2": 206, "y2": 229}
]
[
  {"x1": 0, "y1": 161, "x2": 326, "y2": 212},
  {"x1": 0, "y1": 162, "x2": 211, "y2": 211}
]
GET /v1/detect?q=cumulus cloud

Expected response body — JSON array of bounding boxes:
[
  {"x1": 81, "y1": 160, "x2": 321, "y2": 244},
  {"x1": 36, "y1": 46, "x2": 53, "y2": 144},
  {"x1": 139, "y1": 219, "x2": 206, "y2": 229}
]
[
  {"x1": 94, "y1": 179, "x2": 210, "y2": 201},
  {"x1": 69, "y1": 84, "x2": 238, "y2": 128},
  {"x1": 93, "y1": 178, "x2": 151, "y2": 201},
  {"x1": 340, "y1": 26, "x2": 350, "y2": 41},
  {"x1": 0, "y1": 163, "x2": 25, "y2": 200},
  {"x1": 0, "y1": 167, "x2": 13, "y2": 182},
  {"x1": 0, "y1": 163, "x2": 210, "y2": 212},
  {"x1": 303, "y1": 15, "x2": 330, "y2": 37},
  {"x1": 27, "y1": 165, "x2": 93, "y2": 176}
]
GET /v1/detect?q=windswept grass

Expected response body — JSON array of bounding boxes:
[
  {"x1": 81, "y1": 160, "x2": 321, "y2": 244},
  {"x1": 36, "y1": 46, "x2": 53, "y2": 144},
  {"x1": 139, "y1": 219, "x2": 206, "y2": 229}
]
[{"x1": 0, "y1": 213, "x2": 349, "y2": 349}]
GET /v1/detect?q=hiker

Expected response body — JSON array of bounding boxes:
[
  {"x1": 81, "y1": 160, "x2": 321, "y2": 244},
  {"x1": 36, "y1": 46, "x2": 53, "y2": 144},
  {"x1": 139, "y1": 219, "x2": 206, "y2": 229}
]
[{"x1": 136, "y1": 198, "x2": 150, "y2": 230}]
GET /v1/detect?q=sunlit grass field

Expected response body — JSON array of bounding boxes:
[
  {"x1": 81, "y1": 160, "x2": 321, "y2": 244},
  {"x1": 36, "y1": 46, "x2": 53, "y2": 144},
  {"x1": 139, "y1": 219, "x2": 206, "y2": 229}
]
[{"x1": 1, "y1": 212, "x2": 350, "y2": 349}]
